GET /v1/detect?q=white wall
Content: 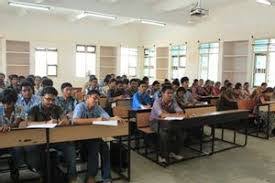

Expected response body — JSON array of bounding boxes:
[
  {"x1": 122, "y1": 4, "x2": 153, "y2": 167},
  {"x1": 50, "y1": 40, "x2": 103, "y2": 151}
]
[
  {"x1": 139, "y1": 0, "x2": 275, "y2": 82},
  {"x1": 0, "y1": 10, "x2": 141, "y2": 90}
]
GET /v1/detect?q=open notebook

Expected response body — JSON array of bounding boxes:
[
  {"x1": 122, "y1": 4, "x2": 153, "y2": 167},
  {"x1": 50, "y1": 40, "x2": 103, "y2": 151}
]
[
  {"x1": 93, "y1": 120, "x2": 118, "y2": 126},
  {"x1": 164, "y1": 117, "x2": 185, "y2": 120}
]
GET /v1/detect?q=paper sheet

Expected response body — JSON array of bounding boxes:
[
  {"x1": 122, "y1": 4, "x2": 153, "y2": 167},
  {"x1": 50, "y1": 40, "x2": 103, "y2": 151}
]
[
  {"x1": 27, "y1": 123, "x2": 57, "y2": 129},
  {"x1": 93, "y1": 120, "x2": 118, "y2": 126},
  {"x1": 164, "y1": 117, "x2": 184, "y2": 120}
]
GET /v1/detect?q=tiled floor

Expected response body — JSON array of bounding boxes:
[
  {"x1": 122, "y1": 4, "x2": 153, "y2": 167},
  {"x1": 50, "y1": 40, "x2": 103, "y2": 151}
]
[{"x1": 1, "y1": 134, "x2": 275, "y2": 183}]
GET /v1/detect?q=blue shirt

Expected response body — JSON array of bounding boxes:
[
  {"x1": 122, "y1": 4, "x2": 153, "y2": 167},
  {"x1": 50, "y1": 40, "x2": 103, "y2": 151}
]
[
  {"x1": 73, "y1": 102, "x2": 110, "y2": 123},
  {"x1": 16, "y1": 94, "x2": 41, "y2": 117},
  {"x1": 55, "y1": 96, "x2": 78, "y2": 114},
  {"x1": 132, "y1": 91, "x2": 151, "y2": 109}
]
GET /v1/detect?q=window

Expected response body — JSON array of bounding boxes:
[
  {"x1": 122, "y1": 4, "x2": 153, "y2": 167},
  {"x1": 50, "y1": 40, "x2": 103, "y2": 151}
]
[
  {"x1": 199, "y1": 42, "x2": 219, "y2": 81},
  {"x1": 76, "y1": 45, "x2": 96, "y2": 78},
  {"x1": 144, "y1": 48, "x2": 156, "y2": 82},
  {"x1": 120, "y1": 47, "x2": 138, "y2": 77},
  {"x1": 35, "y1": 48, "x2": 58, "y2": 77},
  {"x1": 171, "y1": 45, "x2": 187, "y2": 79},
  {"x1": 253, "y1": 39, "x2": 275, "y2": 87}
]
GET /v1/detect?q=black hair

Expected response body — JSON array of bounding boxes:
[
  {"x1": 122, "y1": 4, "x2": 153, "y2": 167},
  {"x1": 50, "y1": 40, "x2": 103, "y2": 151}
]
[
  {"x1": 41, "y1": 86, "x2": 58, "y2": 96},
  {"x1": 226, "y1": 82, "x2": 233, "y2": 88},
  {"x1": 116, "y1": 80, "x2": 123, "y2": 85},
  {"x1": 244, "y1": 82, "x2": 249, "y2": 86},
  {"x1": 10, "y1": 74, "x2": 18, "y2": 80},
  {"x1": 35, "y1": 76, "x2": 42, "y2": 80},
  {"x1": 20, "y1": 80, "x2": 33, "y2": 91},
  {"x1": 41, "y1": 78, "x2": 53, "y2": 87},
  {"x1": 89, "y1": 77, "x2": 98, "y2": 82},
  {"x1": 176, "y1": 87, "x2": 186, "y2": 95},
  {"x1": 261, "y1": 82, "x2": 267, "y2": 87},
  {"x1": 161, "y1": 85, "x2": 173, "y2": 93},
  {"x1": 193, "y1": 79, "x2": 198, "y2": 83},
  {"x1": 61, "y1": 82, "x2": 72, "y2": 91},
  {"x1": 142, "y1": 76, "x2": 149, "y2": 82},
  {"x1": 138, "y1": 80, "x2": 147, "y2": 87},
  {"x1": 26, "y1": 77, "x2": 35, "y2": 86},
  {"x1": 172, "y1": 79, "x2": 180, "y2": 87},
  {"x1": 180, "y1": 77, "x2": 189, "y2": 84},
  {"x1": 87, "y1": 89, "x2": 100, "y2": 96},
  {"x1": 0, "y1": 88, "x2": 18, "y2": 104},
  {"x1": 109, "y1": 78, "x2": 117, "y2": 84},
  {"x1": 130, "y1": 78, "x2": 138, "y2": 84},
  {"x1": 123, "y1": 79, "x2": 129, "y2": 85},
  {"x1": 152, "y1": 80, "x2": 160, "y2": 86},
  {"x1": 0, "y1": 73, "x2": 5, "y2": 78},
  {"x1": 263, "y1": 87, "x2": 273, "y2": 93},
  {"x1": 235, "y1": 82, "x2": 242, "y2": 90}
]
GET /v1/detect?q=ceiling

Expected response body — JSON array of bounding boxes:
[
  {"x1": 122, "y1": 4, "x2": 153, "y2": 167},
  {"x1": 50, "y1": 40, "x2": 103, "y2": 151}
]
[{"x1": 0, "y1": 0, "x2": 260, "y2": 26}]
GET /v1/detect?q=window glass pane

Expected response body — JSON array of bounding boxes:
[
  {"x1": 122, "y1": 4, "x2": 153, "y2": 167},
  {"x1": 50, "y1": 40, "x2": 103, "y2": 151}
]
[
  {"x1": 172, "y1": 57, "x2": 179, "y2": 67},
  {"x1": 179, "y1": 57, "x2": 186, "y2": 67},
  {"x1": 86, "y1": 53, "x2": 96, "y2": 75},
  {"x1": 254, "y1": 73, "x2": 266, "y2": 86},
  {"x1": 208, "y1": 54, "x2": 219, "y2": 81},
  {"x1": 129, "y1": 56, "x2": 137, "y2": 67},
  {"x1": 129, "y1": 68, "x2": 136, "y2": 76},
  {"x1": 77, "y1": 46, "x2": 85, "y2": 52},
  {"x1": 254, "y1": 39, "x2": 268, "y2": 52},
  {"x1": 47, "y1": 65, "x2": 57, "y2": 76},
  {"x1": 35, "y1": 50, "x2": 47, "y2": 77},
  {"x1": 144, "y1": 68, "x2": 149, "y2": 76},
  {"x1": 144, "y1": 58, "x2": 150, "y2": 66},
  {"x1": 87, "y1": 46, "x2": 95, "y2": 52},
  {"x1": 255, "y1": 55, "x2": 267, "y2": 69},
  {"x1": 76, "y1": 52, "x2": 86, "y2": 77},
  {"x1": 200, "y1": 56, "x2": 208, "y2": 68},
  {"x1": 47, "y1": 51, "x2": 57, "y2": 65}
]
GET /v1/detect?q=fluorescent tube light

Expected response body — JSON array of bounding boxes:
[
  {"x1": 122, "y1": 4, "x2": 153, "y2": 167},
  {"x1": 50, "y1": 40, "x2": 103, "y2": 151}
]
[
  {"x1": 256, "y1": 0, "x2": 272, "y2": 5},
  {"x1": 140, "y1": 19, "x2": 166, "y2": 27},
  {"x1": 84, "y1": 12, "x2": 116, "y2": 20},
  {"x1": 8, "y1": 1, "x2": 51, "y2": 11}
]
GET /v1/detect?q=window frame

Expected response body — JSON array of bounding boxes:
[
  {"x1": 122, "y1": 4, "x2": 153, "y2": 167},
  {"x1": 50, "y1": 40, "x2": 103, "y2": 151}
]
[
  {"x1": 35, "y1": 47, "x2": 58, "y2": 77},
  {"x1": 75, "y1": 44, "x2": 96, "y2": 78},
  {"x1": 143, "y1": 47, "x2": 156, "y2": 81},
  {"x1": 171, "y1": 45, "x2": 187, "y2": 80},
  {"x1": 198, "y1": 42, "x2": 219, "y2": 81},
  {"x1": 120, "y1": 47, "x2": 138, "y2": 77}
]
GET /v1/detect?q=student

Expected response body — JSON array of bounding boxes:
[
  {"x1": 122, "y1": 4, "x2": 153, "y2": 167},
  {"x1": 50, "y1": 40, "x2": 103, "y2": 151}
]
[
  {"x1": 127, "y1": 79, "x2": 139, "y2": 97},
  {"x1": 8, "y1": 74, "x2": 20, "y2": 93},
  {"x1": 242, "y1": 82, "x2": 251, "y2": 99},
  {"x1": 73, "y1": 90, "x2": 122, "y2": 183},
  {"x1": 149, "y1": 85, "x2": 185, "y2": 163},
  {"x1": 28, "y1": 86, "x2": 76, "y2": 182},
  {"x1": 102, "y1": 78, "x2": 116, "y2": 97},
  {"x1": 85, "y1": 77, "x2": 101, "y2": 95},
  {"x1": 142, "y1": 76, "x2": 149, "y2": 86},
  {"x1": 233, "y1": 82, "x2": 244, "y2": 100},
  {"x1": 122, "y1": 79, "x2": 129, "y2": 91},
  {"x1": 181, "y1": 77, "x2": 197, "y2": 105},
  {"x1": 218, "y1": 82, "x2": 238, "y2": 111},
  {"x1": 254, "y1": 87, "x2": 275, "y2": 135},
  {"x1": 172, "y1": 79, "x2": 180, "y2": 92},
  {"x1": 147, "y1": 80, "x2": 160, "y2": 97},
  {"x1": 0, "y1": 88, "x2": 21, "y2": 181},
  {"x1": 0, "y1": 73, "x2": 6, "y2": 92},
  {"x1": 16, "y1": 80, "x2": 41, "y2": 118},
  {"x1": 175, "y1": 87, "x2": 187, "y2": 110},
  {"x1": 197, "y1": 79, "x2": 206, "y2": 96},
  {"x1": 203, "y1": 80, "x2": 212, "y2": 96},
  {"x1": 212, "y1": 81, "x2": 221, "y2": 96},
  {"x1": 191, "y1": 79, "x2": 200, "y2": 100},
  {"x1": 34, "y1": 76, "x2": 42, "y2": 95},
  {"x1": 36, "y1": 78, "x2": 53, "y2": 96},
  {"x1": 132, "y1": 80, "x2": 151, "y2": 109}
]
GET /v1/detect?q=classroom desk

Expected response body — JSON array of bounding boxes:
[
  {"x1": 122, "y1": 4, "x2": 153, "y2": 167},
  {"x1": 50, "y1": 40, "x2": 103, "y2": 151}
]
[
  {"x1": 155, "y1": 109, "x2": 249, "y2": 166},
  {"x1": 0, "y1": 123, "x2": 131, "y2": 183},
  {"x1": 198, "y1": 96, "x2": 219, "y2": 105},
  {"x1": 0, "y1": 128, "x2": 46, "y2": 149}
]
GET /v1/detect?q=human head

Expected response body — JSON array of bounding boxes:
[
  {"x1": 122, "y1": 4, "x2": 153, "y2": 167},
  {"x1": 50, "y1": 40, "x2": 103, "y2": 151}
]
[
  {"x1": 235, "y1": 82, "x2": 242, "y2": 90},
  {"x1": 0, "y1": 88, "x2": 18, "y2": 112},
  {"x1": 142, "y1": 76, "x2": 149, "y2": 85},
  {"x1": 199, "y1": 79, "x2": 204, "y2": 86},
  {"x1": 152, "y1": 81, "x2": 160, "y2": 91},
  {"x1": 34, "y1": 76, "x2": 42, "y2": 87},
  {"x1": 89, "y1": 77, "x2": 98, "y2": 88},
  {"x1": 261, "y1": 82, "x2": 267, "y2": 91},
  {"x1": 116, "y1": 80, "x2": 124, "y2": 90},
  {"x1": 176, "y1": 87, "x2": 186, "y2": 98},
  {"x1": 193, "y1": 79, "x2": 199, "y2": 87},
  {"x1": 0, "y1": 73, "x2": 5, "y2": 83},
  {"x1": 20, "y1": 80, "x2": 33, "y2": 99},
  {"x1": 10, "y1": 74, "x2": 19, "y2": 86},
  {"x1": 181, "y1": 77, "x2": 189, "y2": 89},
  {"x1": 61, "y1": 82, "x2": 73, "y2": 98},
  {"x1": 263, "y1": 87, "x2": 273, "y2": 98},
  {"x1": 130, "y1": 79, "x2": 139, "y2": 90},
  {"x1": 138, "y1": 80, "x2": 148, "y2": 93},
  {"x1": 86, "y1": 90, "x2": 100, "y2": 108},
  {"x1": 41, "y1": 78, "x2": 53, "y2": 88},
  {"x1": 41, "y1": 86, "x2": 58, "y2": 108},
  {"x1": 122, "y1": 79, "x2": 129, "y2": 89},
  {"x1": 243, "y1": 82, "x2": 249, "y2": 90},
  {"x1": 161, "y1": 85, "x2": 174, "y2": 102}
]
